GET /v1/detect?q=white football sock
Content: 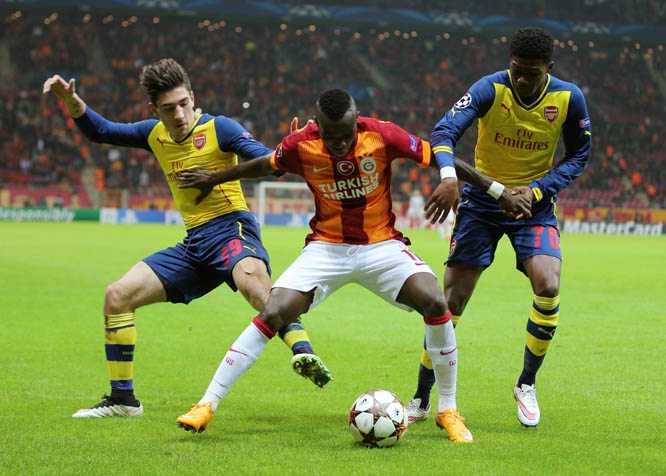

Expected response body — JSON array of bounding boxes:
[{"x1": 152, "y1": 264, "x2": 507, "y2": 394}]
[
  {"x1": 425, "y1": 319, "x2": 458, "y2": 412},
  {"x1": 201, "y1": 322, "x2": 269, "y2": 412}
]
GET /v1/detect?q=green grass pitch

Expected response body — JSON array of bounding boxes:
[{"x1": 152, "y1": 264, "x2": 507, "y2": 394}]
[{"x1": 1, "y1": 222, "x2": 664, "y2": 475}]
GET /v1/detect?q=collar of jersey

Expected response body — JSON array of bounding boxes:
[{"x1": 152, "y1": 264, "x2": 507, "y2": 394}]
[
  {"x1": 506, "y1": 70, "x2": 551, "y2": 110},
  {"x1": 168, "y1": 114, "x2": 205, "y2": 143}
]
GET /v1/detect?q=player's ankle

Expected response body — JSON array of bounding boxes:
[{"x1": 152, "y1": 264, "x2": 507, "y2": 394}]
[{"x1": 111, "y1": 388, "x2": 137, "y2": 404}]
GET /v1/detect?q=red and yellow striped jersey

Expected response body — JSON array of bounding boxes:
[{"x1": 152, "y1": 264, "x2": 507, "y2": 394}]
[{"x1": 270, "y1": 117, "x2": 431, "y2": 245}]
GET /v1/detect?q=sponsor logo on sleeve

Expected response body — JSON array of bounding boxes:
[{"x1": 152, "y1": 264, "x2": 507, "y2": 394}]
[
  {"x1": 579, "y1": 117, "x2": 591, "y2": 128},
  {"x1": 409, "y1": 135, "x2": 418, "y2": 152}
]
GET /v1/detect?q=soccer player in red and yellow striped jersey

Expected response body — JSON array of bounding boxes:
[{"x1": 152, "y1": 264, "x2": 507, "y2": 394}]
[
  {"x1": 270, "y1": 111, "x2": 431, "y2": 246},
  {"x1": 176, "y1": 88, "x2": 475, "y2": 442}
]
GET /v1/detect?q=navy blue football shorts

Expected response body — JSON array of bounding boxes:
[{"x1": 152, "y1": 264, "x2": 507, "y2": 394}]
[
  {"x1": 143, "y1": 210, "x2": 271, "y2": 304},
  {"x1": 447, "y1": 198, "x2": 562, "y2": 275}
]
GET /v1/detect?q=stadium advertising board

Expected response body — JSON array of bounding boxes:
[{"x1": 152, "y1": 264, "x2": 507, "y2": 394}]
[
  {"x1": 561, "y1": 220, "x2": 664, "y2": 236},
  {"x1": 0, "y1": 207, "x2": 98, "y2": 222},
  {"x1": 100, "y1": 208, "x2": 184, "y2": 225}
]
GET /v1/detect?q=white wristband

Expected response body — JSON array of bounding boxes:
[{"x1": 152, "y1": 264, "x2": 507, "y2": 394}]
[
  {"x1": 439, "y1": 166, "x2": 457, "y2": 180},
  {"x1": 486, "y1": 181, "x2": 505, "y2": 200}
]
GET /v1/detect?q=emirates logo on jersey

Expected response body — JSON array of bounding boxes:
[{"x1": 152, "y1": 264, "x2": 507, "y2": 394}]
[
  {"x1": 193, "y1": 133, "x2": 206, "y2": 150},
  {"x1": 337, "y1": 160, "x2": 355, "y2": 176},
  {"x1": 544, "y1": 106, "x2": 558, "y2": 123}
]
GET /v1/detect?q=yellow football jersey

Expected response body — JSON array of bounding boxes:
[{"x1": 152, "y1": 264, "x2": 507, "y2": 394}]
[
  {"x1": 431, "y1": 70, "x2": 591, "y2": 203},
  {"x1": 76, "y1": 109, "x2": 272, "y2": 229}
]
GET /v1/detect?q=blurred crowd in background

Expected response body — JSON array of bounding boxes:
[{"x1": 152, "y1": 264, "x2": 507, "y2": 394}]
[
  {"x1": 1, "y1": 7, "x2": 665, "y2": 211},
  {"x1": 281, "y1": 0, "x2": 666, "y2": 25}
]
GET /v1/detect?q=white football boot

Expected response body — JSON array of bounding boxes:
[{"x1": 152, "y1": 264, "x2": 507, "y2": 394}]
[
  {"x1": 513, "y1": 383, "x2": 540, "y2": 427},
  {"x1": 72, "y1": 395, "x2": 143, "y2": 418},
  {"x1": 405, "y1": 398, "x2": 431, "y2": 424}
]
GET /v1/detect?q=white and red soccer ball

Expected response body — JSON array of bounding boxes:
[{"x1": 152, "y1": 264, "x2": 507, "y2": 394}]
[{"x1": 348, "y1": 389, "x2": 407, "y2": 447}]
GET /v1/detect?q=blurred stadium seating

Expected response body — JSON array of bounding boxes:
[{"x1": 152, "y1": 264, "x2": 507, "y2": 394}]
[{"x1": 0, "y1": 2, "x2": 664, "y2": 218}]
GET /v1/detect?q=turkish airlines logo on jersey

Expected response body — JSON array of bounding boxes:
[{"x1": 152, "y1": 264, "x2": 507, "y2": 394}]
[
  {"x1": 193, "y1": 133, "x2": 206, "y2": 150},
  {"x1": 337, "y1": 160, "x2": 355, "y2": 176},
  {"x1": 544, "y1": 106, "x2": 558, "y2": 123}
]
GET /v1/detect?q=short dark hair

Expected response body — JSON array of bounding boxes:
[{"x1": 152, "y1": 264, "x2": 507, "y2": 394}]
[
  {"x1": 317, "y1": 88, "x2": 352, "y2": 121},
  {"x1": 509, "y1": 27, "x2": 553, "y2": 62},
  {"x1": 139, "y1": 58, "x2": 191, "y2": 104}
]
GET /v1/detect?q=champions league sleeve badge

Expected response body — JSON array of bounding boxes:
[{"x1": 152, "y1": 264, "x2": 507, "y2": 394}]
[{"x1": 454, "y1": 93, "x2": 472, "y2": 109}]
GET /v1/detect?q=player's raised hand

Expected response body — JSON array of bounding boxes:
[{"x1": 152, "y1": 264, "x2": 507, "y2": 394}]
[
  {"x1": 177, "y1": 169, "x2": 215, "y2": 205},
  {"x1": 290, "y1": 116, "x2": 315, "y2": 133},
  {"x1": 500, "y1": 186, "x2": 533, "y2": 220},
  {"x1": 43, "y1": 75, "x2": 76, "y2": 100},
  {"x1": 43, "y1": 75, "x2": 87, "y2": 118},
  {"x1": 424, "y1": 178, "x2": 459, "y2": 224}
]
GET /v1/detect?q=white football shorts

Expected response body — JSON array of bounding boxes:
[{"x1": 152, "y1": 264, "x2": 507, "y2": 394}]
[{"x1": 272, "y1": 239, "x2": 436, "y2": 312}]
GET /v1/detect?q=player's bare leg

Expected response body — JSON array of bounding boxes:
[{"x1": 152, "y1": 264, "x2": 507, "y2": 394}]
[
  {"x1": 233, "y1": 256, "x2": 332, "y2": 388},
  {"x1": 104, "y1": 261, "x2": 167, "y2": 315},
  {"x1": 232, "y1": 256, "x2": 271, "y2": 313},
  {"x1": 179, "y1": 287, "x2": 314, "y2": 432},
  {"x1": 73, "y1": 261, "x2": 166, "y2": 418},
  {"x1": 406, "y1": 264, "x2": 482, "y2": 423},
  {"x1": 514, "y1": 255, "x2": 561, "y2": 427},
  {"x1": 397, "y1": 273, "x2": 473, "y2": 443}
]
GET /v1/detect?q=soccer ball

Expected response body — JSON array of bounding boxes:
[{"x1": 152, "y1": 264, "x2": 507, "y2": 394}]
[{"x1": 348, "y1": 389, "x2": 407, "y2": 447}]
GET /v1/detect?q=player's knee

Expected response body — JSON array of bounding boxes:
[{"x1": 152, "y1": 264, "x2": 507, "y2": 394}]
[
  {"x1": 104, "y1": 281, "x2": 130, "y2": 314},
  {"x1": 533, "y1": 277, "x2": 559, "y2": 298}
]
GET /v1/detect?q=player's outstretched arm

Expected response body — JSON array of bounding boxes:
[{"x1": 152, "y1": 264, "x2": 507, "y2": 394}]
[
  {"x1": 43, "y1": 75, "x2": 86, "y2": 118},
  {"x1": 177, "y1": 154, "x2": 274, "y2": 205}
]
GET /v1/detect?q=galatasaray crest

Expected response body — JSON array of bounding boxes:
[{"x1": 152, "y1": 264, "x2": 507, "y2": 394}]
[
  {"x1": 544, "y1": 106, "x2": 558, "y2": 123},
  {"x1": 360, "y1": 157, "x2": 376, "y2": 174},
  {"x1": 193, "y1": 133, "x2": 206, "y2": 150}
]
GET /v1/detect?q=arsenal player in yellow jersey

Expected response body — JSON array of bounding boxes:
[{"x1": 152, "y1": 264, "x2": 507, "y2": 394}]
[{"x1": 43, "y1": 59, "x2": 330, "y2": 421}]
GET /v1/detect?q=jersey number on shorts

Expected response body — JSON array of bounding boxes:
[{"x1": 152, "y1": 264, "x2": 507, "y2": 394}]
[
  {"x1": 221, "y1": 239, "x2": 243, "y2": 267},
  {"x1": 401, "y1": 248, "x2": 428, "y2": 266},
  {"x1": 532, "y1": 226, "x2": 560, "y2": 249}
]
